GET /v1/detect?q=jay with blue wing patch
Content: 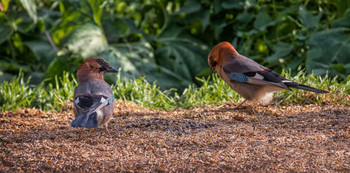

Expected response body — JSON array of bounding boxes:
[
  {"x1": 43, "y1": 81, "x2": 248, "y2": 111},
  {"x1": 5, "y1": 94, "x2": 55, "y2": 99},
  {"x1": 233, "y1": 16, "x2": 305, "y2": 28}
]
[
  {"x1": 208, "y1": 42, "x2": 328, "y2": 109},
  {"x1": 72, "y1": 57, "x2": 118, "y2": 137}
]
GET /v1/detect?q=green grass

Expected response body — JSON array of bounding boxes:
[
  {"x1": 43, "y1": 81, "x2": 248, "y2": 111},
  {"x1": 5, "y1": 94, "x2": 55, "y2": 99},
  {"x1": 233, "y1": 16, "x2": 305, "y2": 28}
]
[
  {"x1": 0, "y1": 72, "x2": 77, "y2": 111},
  {"x1": 0, "y1": 71, "x2": 349, "y2": 112}
]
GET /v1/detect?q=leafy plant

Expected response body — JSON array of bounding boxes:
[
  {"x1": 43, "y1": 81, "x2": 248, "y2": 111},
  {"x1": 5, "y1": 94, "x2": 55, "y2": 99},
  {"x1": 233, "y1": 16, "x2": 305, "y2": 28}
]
[{"x1": 1, "y1": 0, "x2": 350, "y2": 90}]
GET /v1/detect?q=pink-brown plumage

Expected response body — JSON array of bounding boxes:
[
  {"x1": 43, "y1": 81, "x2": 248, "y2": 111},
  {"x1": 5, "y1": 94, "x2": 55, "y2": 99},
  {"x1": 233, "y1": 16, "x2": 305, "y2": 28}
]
[{"x1": 208, "y1": 42, "x2": 328, "y2": 108}]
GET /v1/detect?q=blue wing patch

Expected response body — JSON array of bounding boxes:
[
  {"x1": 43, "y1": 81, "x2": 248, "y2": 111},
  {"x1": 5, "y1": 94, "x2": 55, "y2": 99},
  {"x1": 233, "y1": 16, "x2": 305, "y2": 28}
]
[
  {"x1": 107, "y1": 96, "x2": 114, "y2": 104},
  {"x1": 227, "y1": 73, "x2": 248, "y2": 83}
]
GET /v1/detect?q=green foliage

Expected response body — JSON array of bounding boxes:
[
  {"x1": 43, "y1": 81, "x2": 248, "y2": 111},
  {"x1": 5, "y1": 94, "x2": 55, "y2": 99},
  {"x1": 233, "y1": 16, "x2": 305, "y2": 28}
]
[
  {"x1": 19, "y1": 0, "x2": 37, "y2": 23},
  {"x1": 1, "y1": 0, "x2": 350, "y2": 90},
  {"x1": 1, "y1": 71, "x2": 348, "y2": 111},
  {"x1": 306, "y1": 28, "x2": 350, "y2": 79}
]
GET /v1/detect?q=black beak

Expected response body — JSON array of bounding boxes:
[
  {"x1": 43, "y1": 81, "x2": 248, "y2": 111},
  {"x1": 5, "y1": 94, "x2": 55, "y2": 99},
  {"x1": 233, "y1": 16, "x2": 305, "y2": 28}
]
[
  {"x1": 106, "y1": 67, "x2": 119, "y2": 73},
  {"x1": 209, "y1": 67, "x2": 215, "y2": 76}
]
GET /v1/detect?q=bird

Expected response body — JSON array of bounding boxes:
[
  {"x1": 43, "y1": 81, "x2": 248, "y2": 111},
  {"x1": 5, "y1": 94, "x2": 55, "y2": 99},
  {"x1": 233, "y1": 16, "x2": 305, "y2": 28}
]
[
  {"x1": 208, "y1": 42, "x2": 328, "y2": 109},
  {"x1": 71, "y1": 57, "x2": 118, "y2": 136}
]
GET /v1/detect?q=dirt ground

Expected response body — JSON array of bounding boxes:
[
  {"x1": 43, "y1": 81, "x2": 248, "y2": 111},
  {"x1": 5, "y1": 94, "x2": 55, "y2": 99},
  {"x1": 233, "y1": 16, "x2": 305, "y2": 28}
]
[{"x1": 0, "y1": 100, "x2": 349, "y2": 172}]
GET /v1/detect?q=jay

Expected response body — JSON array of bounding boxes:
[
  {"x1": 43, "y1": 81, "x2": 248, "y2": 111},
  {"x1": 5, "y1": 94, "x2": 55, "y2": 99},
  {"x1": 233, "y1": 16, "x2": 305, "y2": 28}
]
[
  {"x1": 208, "y1": 42, "x2": 328, "y2": 108},
  {"x1": 71, "y1": 57, "x2": 118, "y2": 136}
]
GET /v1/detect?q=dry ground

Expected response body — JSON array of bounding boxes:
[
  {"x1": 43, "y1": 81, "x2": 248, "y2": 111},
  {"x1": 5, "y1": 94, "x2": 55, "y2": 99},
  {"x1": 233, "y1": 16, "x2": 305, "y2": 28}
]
[{"x1": 0, "y1": 101, "x2": 349, "y2": 172}]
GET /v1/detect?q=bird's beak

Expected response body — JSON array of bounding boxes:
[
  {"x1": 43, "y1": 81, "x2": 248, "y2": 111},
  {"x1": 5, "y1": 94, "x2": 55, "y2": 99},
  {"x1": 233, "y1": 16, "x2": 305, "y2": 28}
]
[
  {"x1": 106, "y1": 67, "x2": 119, "y2": 73},
  {"x1": 209, "y1": 67, "x2": 215, "y2": 76}
]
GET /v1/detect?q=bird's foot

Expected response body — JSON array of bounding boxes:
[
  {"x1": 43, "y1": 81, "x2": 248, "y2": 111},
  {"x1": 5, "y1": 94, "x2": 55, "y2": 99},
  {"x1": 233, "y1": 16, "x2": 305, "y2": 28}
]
[
  {"x1": 232, "y1": 99, "x2": 248, "y2": 110},
  {"x1": 105, "y1": 125, "x2": 111, "y2": 138},
  {"x1": 78, "y1": 127, "x2": 84, "y2": 139},
  {"x1": 233, "y1": 105, "x2": 247, "y2": 110}
]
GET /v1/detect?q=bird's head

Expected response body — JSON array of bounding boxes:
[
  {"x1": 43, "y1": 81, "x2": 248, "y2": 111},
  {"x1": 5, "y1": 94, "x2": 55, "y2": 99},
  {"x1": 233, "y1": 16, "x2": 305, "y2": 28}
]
[
  {"x1": 208, "y1": 42, "x2": 239, "y2": 75},
  {"x1": 77, "y1": 57, "x2": 118, "y2": 82}
]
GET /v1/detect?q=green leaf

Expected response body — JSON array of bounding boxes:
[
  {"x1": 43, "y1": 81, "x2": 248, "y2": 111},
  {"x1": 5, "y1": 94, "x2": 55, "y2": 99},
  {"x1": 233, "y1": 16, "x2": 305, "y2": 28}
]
[
  {"x1": 106, "y1": 44, "x2": 192, "y2": 90},
  {"x1": 87, "y1": 0, "x2": 104, "y2": 28},
  {"x1": 298, "y1": 6, "x2": 321, "y2": 30},
  {"x1": 306, "y1": 28, "x2": 350, "y2": 77},
  {"x1": 102, "y1": 17, "x2": 130, "y2": 43},
  {"x1": 19, "y1": 0, "x2": 37, "y2": 23},
  {"x1": 332, "y1": 16, "x2": 350, "y2": 28},
  {"x1": 52, "y1": 0, "x2": 95, "y2": 44},
  {"x1": 44, "y1": 55, "x2": 82, "y2": 83},
  {"x1": 133, "y1": 60, "x2": 192, "y2": 90},
  {"x1": 253, "y1": 9, "x2": 275, "y2": 31},
  {"x1": 155, "y1": 25, "x2": 209, "y2": 83},
  {"x1": 200, "y1": 10, "x2": 210, "y2": 32},
  {"x1": 0, "y1": 72, "x2": 15, "y2": 83},
  {"x1": 331, "y1": 64, "x2": 346, "y2": 74},
  {"x1": 265, "y1": 42, "x2": 293, "y2": 64},
  {"x1": 0, "y1": 60, "x2": 31, "y2": 73},
  {"x1": 221, "y1": 0, "x2": 245, "y2": 9},
  {"x1": 0, "y1": 23, "x2": 13, "y2": 44},
  {"x1": 236, "y1": 11, "x2": 254, "y2": 26},
  {"x1": 58, "y1": 23, "x2": 108, "y2": 58},
  {"x1": 142, "y1": 4, "x2": 168, "y2": 33},
  {"x1": 336, "y1": 0, "x2": 350, "y2": 17},
  {"x1": 175, "y1": 0, "x2": 201, "y2": 15},
  {"x1": 286, "y1": 57, "x2": 304, "y2": 71},
  {"x1": 36, "y1": 18, "x2": 45, "y2": 32},
  {"x1": 345, "y1": 63, "x2": 350, "y2": 74},
  {"x1": 1, "y1": 0, "x2": 10, "y2": 12},
  {"x1": 24, "y1": 39, "x2": 56, "y2": 67},
  {"x1": 96, "y1": 46, "x2": 139, "y2": 82}
]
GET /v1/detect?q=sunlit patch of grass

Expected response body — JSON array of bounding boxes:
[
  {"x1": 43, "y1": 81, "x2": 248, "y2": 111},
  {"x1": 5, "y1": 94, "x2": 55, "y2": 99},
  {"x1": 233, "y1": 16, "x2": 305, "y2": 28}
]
[
  {"x1": 0, "y1": 72, "x2": 34, "y2": 110},
  {"x1": 176, "y1": 75, "x2": 241, "y2": 109},
  {"x1": 276, "y1": 70, "x2": 350, "y2": 106},
  {"x1": 112, "y1": 72, "x2": 241, "y2": 110},
  {"x1": 112, "y1": 72, "x2": 178, "y2": 110},
  {"x1": 0, "y1": 72, "x2": 77, "y2": 111},
  {"x1": 0, "y1": 70, "x2": 349, "y2": 111}
]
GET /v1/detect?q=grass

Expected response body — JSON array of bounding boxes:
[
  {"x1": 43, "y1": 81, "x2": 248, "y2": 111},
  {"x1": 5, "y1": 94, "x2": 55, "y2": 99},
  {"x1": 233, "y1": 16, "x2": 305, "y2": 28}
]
[
  {"x1": 0, "y1": 70, "x2": 349, "y2": 111},
  {"x1": 0, "y1": 72, "x2": 77, "y2": 111}
]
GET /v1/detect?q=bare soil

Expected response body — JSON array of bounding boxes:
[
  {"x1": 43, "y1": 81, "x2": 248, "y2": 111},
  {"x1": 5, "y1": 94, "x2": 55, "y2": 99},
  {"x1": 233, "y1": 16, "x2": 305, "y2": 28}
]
[{"x1": 0, "y1": 101, "x2": 349, "y2": 172}]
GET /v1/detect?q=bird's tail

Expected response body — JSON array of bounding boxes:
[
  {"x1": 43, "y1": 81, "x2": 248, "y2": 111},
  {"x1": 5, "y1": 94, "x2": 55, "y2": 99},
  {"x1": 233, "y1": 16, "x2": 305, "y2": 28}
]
[
  {"x1": 71, "y1": 112, "x2": 98, "y2": 128},
  {"x1": 283, "y1": 81, "x2": 328, "y2": 93}
]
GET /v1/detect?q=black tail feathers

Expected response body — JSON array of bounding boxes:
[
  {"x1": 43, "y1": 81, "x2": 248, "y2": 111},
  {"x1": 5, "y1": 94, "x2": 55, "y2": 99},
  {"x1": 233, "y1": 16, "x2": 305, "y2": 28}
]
[
  {"x1": 284, "y1": 82, "x2": 328, "y2": 93},
  {"x1": 71, "y1": 112, "x2": 98, "y2": 128}
]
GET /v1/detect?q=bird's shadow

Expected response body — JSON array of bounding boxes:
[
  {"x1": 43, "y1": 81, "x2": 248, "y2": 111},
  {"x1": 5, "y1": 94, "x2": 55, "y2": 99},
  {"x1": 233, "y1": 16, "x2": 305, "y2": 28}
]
[{"x1": 211, "y1": 105, "x2": 264, "y2": 115}]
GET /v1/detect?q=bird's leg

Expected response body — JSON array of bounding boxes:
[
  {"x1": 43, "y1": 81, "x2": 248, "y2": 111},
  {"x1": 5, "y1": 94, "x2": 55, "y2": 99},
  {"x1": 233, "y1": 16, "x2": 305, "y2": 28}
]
[
  {"x1": 79, "y1": 127, "x2": 83, "y2": 139},
  {"x1": 115, "y1": 124, "x2": 120, "y2": 137},
  {"x1": 105, "y1": 124, "x2": 111, "y2": 137},
  {"x1": 250, "y1": 106, "x2": 261, "y2": 116},
  {"x1": 234, "y1": 99, "x2": 247, "y2": 110},
  {"x1": 244, "y1": 100, "x2": 262, "y2": 116}
]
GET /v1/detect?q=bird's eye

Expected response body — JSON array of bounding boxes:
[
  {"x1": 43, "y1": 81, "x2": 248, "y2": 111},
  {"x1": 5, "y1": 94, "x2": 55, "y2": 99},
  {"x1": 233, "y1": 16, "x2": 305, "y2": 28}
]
[
  {"x1": 99, "y1": 66, "x2": 107, "y2": 72},
  {"x1": 212, "y1": 61, "x2": 217, "y2": 67}
]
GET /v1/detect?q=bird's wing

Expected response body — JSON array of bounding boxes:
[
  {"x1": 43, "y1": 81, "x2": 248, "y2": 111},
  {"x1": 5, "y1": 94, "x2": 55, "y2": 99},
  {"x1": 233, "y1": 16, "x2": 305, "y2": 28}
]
[
  {"x1": 223, "y1": 56, "x2": 290, "y2": 90},
  {"x1": 71, "y1": 94, "x2": 114, "y2": 128},
  {"x1": 74, "y1": 95, "x2": 114, "y2": 115},
  {"x1": 222, "y1": 55, "x2": 267, "y2": 74}
]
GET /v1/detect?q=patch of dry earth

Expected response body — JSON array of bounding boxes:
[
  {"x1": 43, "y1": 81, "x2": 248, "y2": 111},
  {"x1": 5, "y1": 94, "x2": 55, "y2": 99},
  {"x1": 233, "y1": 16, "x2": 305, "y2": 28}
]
[{"x1": 0, "y1": 101, "x2": 349, "y2": 172}]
